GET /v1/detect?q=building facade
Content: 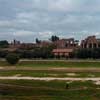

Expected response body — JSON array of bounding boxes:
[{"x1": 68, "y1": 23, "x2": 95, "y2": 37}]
[
  {"x1": 54, "y1": 38, "x2": 78, "y2": 49},
  {"x1": 52, "y1": 49, "x2": 73, "y2": 58},
  {"x1": 36, "y1": 41, "x2": 52, "y2": 48},
  {"x1": 81, "y1": 36, "x2": 99, "y2": 49},
  {"x1": 52, "y1": 38, "x2": 79, "y2": 58}
]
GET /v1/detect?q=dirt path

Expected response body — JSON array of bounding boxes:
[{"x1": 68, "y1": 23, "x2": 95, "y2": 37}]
[
  {"x1": 0, "y1": 76, "x2": 100, "y2": 85},
  {"x1": 1, "y1": 67, "x2": 100, "y2": 72},
  {"x1": 0, "y1": 76, "x2": 100, "y2": 81}
]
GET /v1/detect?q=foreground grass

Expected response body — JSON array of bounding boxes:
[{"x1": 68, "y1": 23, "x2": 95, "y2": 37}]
[
  {"x1": 0, "y1": 80, "x2": 99, "y2": 100},
  {"x1": 1, "y1": 70, "x2": 100, "y2": 78},
  {"x1": 0, "y1": 60, "x2": 100, "y2": 100},
  {"x1": 17, "y1": 60, "x2": 100, "y2": 68},
  {"x1": 1, "y1": 60, "x2": 100, "y2": 68}
]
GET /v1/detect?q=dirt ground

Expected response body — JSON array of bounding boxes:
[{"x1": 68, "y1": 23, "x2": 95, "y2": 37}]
[
  {"x1": 0, "y1": 67, "x2": 100, "y2": 72},
  {"x1": 0, "y1": 66, "x2": 100, "y2": 85}
]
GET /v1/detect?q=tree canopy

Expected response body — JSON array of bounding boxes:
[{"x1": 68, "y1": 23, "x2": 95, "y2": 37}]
[
  {"x1": 50, "y1": 35, "x2": 59, "y2": 42},
  {"x1": 0, "y1": 40, "x2": 9, "y2": 48}
]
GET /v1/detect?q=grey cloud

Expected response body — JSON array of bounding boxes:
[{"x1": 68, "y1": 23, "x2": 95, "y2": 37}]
[{"x1": 0, "y1": 0, "x2": 100, "y2": 42}]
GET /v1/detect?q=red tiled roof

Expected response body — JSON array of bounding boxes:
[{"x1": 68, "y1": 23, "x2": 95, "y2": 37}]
[{"x1": 52, "y1": 49, "x2": 73, "y2": 53}]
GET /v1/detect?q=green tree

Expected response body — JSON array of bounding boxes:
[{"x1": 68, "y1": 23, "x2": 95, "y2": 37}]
[
  {"x1": 0, "y1": 40, "x2": 9, "y2": 48},
  {"x1": 75, "y1": 48, "x2": 100, "y2": 59},
  {"x1": 36, "y1": 38, "x2": 41, "y2": 44},
  {"x1": 6, "y1": 53, "x2": 20, "y2": 65},
  {"x1": 50, "y1": 35, "x2": 59, "y2": 42}
]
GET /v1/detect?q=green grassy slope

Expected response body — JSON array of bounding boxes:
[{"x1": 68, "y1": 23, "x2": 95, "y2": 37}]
[{"x1": 0, "y1": 80, "x2": 99, "y2": 100}]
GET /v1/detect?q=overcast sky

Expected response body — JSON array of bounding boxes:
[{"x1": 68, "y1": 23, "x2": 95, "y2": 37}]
[{"x1": 0, "y1": 0, "x2": 100, "y2": 42}]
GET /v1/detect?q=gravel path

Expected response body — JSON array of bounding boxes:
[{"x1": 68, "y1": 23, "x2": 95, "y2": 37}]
[
  {"x1": 0, "y1": 76, "x2": 100, "y2": 81},
  {"x1": 0, "y1": 76, "x2": 100, "y2": 85}
]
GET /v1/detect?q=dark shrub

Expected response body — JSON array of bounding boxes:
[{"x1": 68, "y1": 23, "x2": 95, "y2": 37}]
[{"x1": 6, "y1": 53, "x2": 20, "y2": 65}]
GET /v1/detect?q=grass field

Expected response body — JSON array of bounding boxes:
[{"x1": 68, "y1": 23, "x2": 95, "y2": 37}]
[
  {"x1": 0, "y1": 60, "x2": 100, "y2": 100},
  {"x1": 0, "y1": 80, "x2": 99, "y2": 100},
  {"x1": 0, "y1": 70, "x2": 100, "y2": 78},
  {"x1": 1, "y1": 60, "x2": 100, "y2": 68},
  {"x1": 17, "y1": 60, "x2": 100, "y2": 68}
]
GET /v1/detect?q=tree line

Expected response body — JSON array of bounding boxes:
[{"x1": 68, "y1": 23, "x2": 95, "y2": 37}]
[
  {"x1": 0, "y1": 36, "x2": 100, "y2": 59},
  {"x1": 0, "y1": 45, "x2": 55, "y2": 59},
  {"x1": 1, "y1": 48, "x2": 100, "y2": 59}
]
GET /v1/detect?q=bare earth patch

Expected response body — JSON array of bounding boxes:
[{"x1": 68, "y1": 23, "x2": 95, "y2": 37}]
[
  {"x1": 14, "y1": 74, "x2": 22, "y2": 77},
  {"x1": 66, "y1": 73, "x2": 77, "y2": 76},
  {"x1": 94, "y1": 80, "x2": 100, "y2": 85}
]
